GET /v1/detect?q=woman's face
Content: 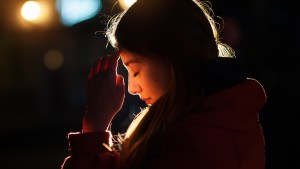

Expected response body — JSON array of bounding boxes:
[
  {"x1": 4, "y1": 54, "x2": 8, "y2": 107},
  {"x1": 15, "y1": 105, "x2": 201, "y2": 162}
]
[{"x1": 120, "y1": 50, "x2": 171, "y2": 105}]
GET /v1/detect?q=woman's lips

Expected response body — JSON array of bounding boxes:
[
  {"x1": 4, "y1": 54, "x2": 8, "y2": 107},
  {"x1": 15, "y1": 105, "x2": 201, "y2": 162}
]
[{"x1": 141, "y1": 98, "x2": 151, "y2": 104}]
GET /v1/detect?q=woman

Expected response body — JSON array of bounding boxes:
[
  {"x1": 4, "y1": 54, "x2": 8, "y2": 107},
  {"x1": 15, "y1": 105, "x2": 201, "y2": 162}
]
[{"x1": 61, "y1": 0, "x2": 267, "y2": 169}]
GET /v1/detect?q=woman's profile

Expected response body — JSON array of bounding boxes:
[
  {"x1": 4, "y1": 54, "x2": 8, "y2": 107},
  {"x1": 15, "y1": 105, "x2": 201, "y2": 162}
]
[{"x1": 61, "y1": 0, "x2": 267, "y2": 169}]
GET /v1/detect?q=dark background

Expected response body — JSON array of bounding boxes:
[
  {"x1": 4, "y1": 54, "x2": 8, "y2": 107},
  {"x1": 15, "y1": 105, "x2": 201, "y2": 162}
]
[{"x1": 0, "y1": 0, "x2": 299, "y2": 169}]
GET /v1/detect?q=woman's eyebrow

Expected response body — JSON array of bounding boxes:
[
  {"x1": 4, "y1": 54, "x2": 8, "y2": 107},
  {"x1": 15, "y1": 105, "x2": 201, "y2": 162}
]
[{"x1": 123, "y1": 59, "x2": 141, "y2": 66}]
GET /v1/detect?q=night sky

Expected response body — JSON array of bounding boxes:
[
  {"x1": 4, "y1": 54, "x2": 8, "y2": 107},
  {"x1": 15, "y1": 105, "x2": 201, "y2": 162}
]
[{"x1": 0, "y1": 0, "x2": 299, "y2": 169}]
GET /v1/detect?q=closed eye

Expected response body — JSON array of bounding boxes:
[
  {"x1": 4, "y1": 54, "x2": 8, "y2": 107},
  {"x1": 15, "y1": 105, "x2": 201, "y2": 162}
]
[{"x1": 133, "y1": 72, "x2": 139, "y2": 77}]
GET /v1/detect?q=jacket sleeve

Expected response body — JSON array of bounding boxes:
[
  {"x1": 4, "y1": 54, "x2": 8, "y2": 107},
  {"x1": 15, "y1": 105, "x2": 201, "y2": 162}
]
[{"x1": 61, "y1": 131, "x2": 121, "y2": 169}]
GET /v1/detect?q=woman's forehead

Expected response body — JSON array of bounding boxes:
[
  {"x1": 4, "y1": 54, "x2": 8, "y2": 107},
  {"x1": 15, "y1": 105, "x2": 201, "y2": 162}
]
[{"x1": 120, "y1": 50, "x2": 144, "y2": 66}]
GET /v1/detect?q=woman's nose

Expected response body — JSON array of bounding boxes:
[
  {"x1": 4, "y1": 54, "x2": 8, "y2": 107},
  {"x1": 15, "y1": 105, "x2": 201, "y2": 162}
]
[{"x1": 128, "y1": 78, "x2": 142, "y2": 95}]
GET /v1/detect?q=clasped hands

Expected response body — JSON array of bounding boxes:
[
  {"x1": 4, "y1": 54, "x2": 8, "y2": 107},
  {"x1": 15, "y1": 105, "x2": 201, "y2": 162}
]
[{"x1": 83, "y1": 51, "x2": 125, "y2": 132}]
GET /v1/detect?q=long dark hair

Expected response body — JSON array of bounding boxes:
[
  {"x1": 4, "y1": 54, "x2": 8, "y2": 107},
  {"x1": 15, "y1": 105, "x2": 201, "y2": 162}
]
[{"x1": 105, "y1": 0, "x2": 235, "y2": 168}]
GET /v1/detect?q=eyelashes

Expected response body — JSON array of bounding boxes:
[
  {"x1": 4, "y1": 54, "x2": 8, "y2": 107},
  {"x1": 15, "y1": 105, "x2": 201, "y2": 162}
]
[{"x1": 133, "y1": 72, "x2": 139, "y2": 77}]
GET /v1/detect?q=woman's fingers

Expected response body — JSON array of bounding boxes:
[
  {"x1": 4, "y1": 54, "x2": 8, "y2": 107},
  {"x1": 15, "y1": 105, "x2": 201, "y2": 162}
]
[
  {"x1": 116, "y1": 75, "x2": 124, "y2": 86},
  {"x1": 107, "y1": 51, "x2": 120, "y2": 72},
  {"x1": 98, "y1": 51, "x2": 120, "y2": 74},
  {"x1": 87, "y1": 51, "x2": 120, "y2": 84},
  {"x1": 100, "y1": 57, "x2": 109, "y2": 72},
  {"x1": 87, "y1": 57, "x2": 102, "y2": 81}
]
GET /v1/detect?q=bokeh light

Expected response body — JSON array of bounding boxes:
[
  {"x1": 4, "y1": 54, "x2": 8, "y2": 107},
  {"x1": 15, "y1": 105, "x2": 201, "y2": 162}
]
[
  {"x1": 21, "y1": 1, "x2": 41, "y2": 21},
  {"x1": 55, "y1": 0, "x2": 102, "y2": 27},
  {"x1": 44, "y1": 50, "x2": 64, "y2": 70},
  {"x1": 19, "y1": 0, "x2": 53, "y2": 30}
]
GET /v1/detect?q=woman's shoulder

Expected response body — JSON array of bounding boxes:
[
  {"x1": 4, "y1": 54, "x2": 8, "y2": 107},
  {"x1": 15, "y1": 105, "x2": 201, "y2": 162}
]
[{"x1": 170, "y1": 78, "x2": 267, "y2": 132}]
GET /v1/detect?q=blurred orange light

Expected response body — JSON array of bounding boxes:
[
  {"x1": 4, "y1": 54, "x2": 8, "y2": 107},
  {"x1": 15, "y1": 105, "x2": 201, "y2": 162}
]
[
  {"x1": 21, "y1": 1, "x2": 41, "y2": 21},
  {"x1": 44, "y1": 50, "x2": 64, "y2": 70},
  {"x1": 18, "y1": 0, "x2": 54, "y2": 30}
]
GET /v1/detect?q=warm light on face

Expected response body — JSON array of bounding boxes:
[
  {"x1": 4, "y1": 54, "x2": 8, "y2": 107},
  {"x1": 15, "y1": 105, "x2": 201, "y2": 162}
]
[
  {"x1": 21, "y1": 1, "x2": 41, "y2": 21},
  {"x1": 120, "y1": 50, "x2": 171, "y2": 105},
  {"x1": 118, "y1": 0, "x2": 137, "y2": 10}
]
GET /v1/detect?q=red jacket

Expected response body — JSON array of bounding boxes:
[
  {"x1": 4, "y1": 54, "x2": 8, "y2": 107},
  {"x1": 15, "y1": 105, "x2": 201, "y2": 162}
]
[{"x1": 61, "y1": 78, "x2": 267, "y2": 169}]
